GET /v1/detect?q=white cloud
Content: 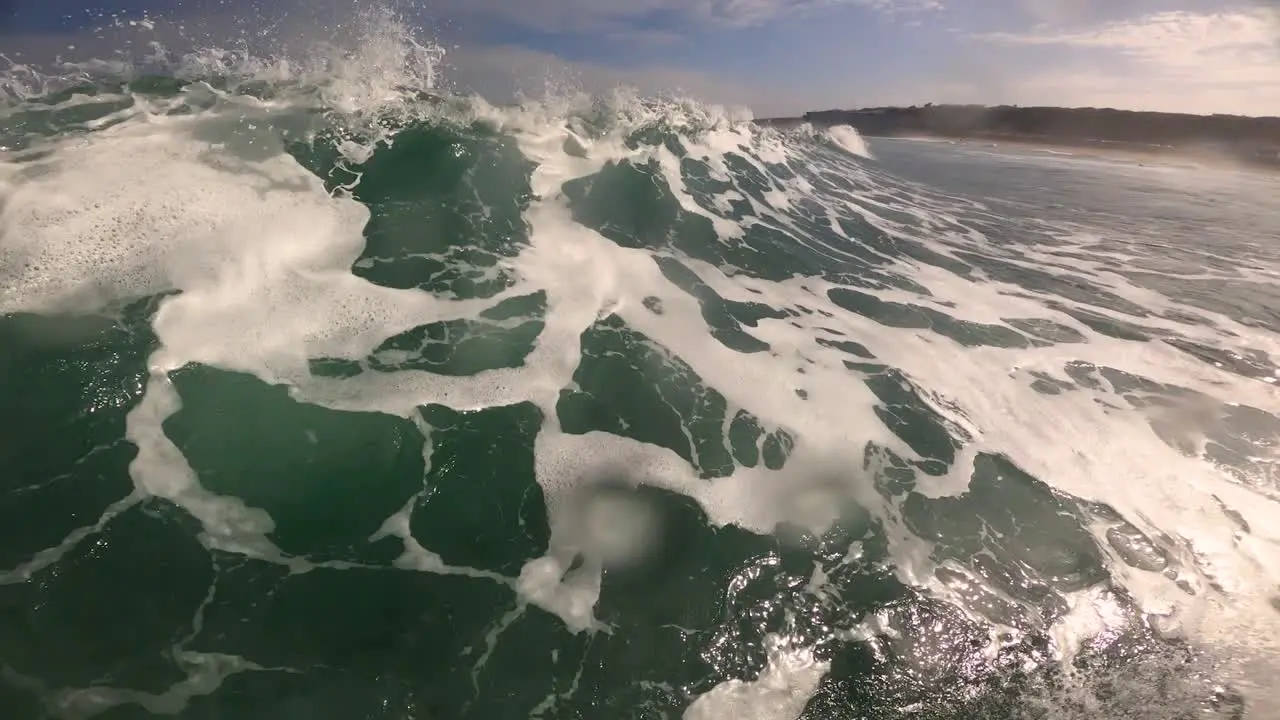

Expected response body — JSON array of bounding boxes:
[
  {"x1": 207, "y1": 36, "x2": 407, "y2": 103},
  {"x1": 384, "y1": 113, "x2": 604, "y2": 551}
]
[
  {"x1": 703, "y1": 0, "x2": 945, "y2": 26},
  {"x1": 430, "y1": 0, "x2": 941, "y2": 35},
  {"x1": 977, "y1": 8, "x2": 1278, "y2": 64},
  {"x1": 442, "y1": 43, "x2": 816, "y2": 116},
  {"x1": 429, "y1": 0, "x2": 675, "y2": 35},
  {"x1": 971, "y1": 8, "x2": 1280, "y2": 115},
  {"x1": 698, "y1": 0, "x2": 918, "y2": 28}
]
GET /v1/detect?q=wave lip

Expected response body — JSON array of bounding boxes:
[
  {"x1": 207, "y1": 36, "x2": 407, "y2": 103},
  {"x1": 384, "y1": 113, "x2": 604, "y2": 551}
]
[{"x1": 824, "y1": 124, "x2": 873, "y2": 159}]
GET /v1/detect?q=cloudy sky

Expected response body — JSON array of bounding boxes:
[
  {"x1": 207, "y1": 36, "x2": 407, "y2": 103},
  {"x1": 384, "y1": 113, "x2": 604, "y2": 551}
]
[{"x1": 2, "y1": 0, "x2": 1278, "y2": 117}]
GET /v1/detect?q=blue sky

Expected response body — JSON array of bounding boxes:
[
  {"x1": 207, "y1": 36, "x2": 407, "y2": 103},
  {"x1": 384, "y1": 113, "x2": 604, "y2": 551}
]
[{"x1": 2, "y1": 0, "x2": 1277, "y2": 116}]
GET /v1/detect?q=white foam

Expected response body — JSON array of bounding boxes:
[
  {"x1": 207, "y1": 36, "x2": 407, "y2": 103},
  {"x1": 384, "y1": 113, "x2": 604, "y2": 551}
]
[
  {"x1": 519, "y1": 107, "x2": 1280, "y2": 702},
  {"x1": 47, "y1": 651, "x2": 262, "y2": 717},
  {"x1": 0, "y1": 493, "x2": 141, "y2": 586},
  {"x1": 1, "y1": 99, "x2": 529, "y2": 570},
  {"x1": 127, "y1": 368, "x2": 285, "y2": 561},
  {"x1": 481, "y1": 96, "x2": 1280, "y2": 683},
  {"x1": 684, "y1": 635, "x2": 828, "y2": 720},
  {"x1": 823, "y1": 124, "x2": 873, "y2": 159},
  {"x1": 734, "y1": 254, "x2": 1280, "y2": 696},
  {"x1": 480, "y1": 98, "x2": 943, "y2": 632}
]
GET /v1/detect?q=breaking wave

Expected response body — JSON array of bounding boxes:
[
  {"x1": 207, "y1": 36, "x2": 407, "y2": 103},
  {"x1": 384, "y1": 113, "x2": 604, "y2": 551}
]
[{"x1": 2, "y1": 6, "x2": 1279, "y2": 719}]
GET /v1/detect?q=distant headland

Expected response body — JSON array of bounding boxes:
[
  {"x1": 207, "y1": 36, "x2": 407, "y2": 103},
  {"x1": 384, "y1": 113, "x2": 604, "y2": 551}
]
[{"x1": 758, "y1": 104, "x2": 1280, "y2": 170}]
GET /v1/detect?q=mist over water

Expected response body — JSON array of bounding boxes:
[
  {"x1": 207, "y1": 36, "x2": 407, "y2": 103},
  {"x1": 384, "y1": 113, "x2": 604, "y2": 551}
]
[{"x1": 2, "y1": 7, "x2": 1280, "y2": 719}]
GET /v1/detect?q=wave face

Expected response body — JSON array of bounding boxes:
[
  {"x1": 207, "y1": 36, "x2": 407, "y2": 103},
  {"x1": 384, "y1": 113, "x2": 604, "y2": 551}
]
[{"x1": 3, "y1": 9, "x2": 1280, "y2": 720}]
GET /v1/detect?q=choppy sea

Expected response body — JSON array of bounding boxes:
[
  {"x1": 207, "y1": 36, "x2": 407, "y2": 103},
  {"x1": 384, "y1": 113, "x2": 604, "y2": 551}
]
[{"x1": 3, "y1": 9, "x2": 1280, "y2": 720}]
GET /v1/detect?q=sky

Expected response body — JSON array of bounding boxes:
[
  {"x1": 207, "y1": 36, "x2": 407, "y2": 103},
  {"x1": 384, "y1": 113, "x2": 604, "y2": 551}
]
[{"x1": 1, "y1": 0, "x2": 1278, "y2": 117}]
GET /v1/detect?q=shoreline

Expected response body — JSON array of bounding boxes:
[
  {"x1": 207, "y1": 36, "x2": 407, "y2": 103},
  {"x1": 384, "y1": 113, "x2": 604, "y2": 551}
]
[
  {"x1": 876, "y1": 132, "x2": 1280, "y2": 173},
  {"x1": 755, "y1": 118, "x2": 1280, "y2": 173}
]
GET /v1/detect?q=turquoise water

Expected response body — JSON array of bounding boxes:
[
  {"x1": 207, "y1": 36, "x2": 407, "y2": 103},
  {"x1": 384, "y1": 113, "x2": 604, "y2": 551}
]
[{"x1": 3, "y1": 15, "x2": 1280, "y2": 720}]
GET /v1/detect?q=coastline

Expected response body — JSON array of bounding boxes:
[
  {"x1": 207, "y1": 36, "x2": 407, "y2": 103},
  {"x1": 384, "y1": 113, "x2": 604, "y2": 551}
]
[
  {"x1": 877, "y1": 131, "x2": 1280, "y2": 174},
  {"x1": 755, "y1": 106, "x2": 1280, "y2": 173}
]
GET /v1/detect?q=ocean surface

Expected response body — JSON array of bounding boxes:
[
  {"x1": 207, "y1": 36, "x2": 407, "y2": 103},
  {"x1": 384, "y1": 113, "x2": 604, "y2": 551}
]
[{"x1": 3, "y1": 11, "x2": 1280, "y2": 720}]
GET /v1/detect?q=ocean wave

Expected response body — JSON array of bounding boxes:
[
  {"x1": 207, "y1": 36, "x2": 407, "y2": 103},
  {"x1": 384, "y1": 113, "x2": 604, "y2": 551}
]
[{"x1": 2, "y1": 5, "x2": 1278, "y2": 719}]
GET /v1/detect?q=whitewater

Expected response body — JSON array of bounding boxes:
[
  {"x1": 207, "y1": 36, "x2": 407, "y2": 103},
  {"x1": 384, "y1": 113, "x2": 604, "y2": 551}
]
[{"x1": 2, "y1": 7, "x2": 1279, "y2": 719}]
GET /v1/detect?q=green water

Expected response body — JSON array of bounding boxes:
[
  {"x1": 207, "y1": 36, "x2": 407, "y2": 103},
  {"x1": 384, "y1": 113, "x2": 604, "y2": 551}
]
[{"x1": 2, "y1": 71, "x2": 1276, "y2": 720}]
